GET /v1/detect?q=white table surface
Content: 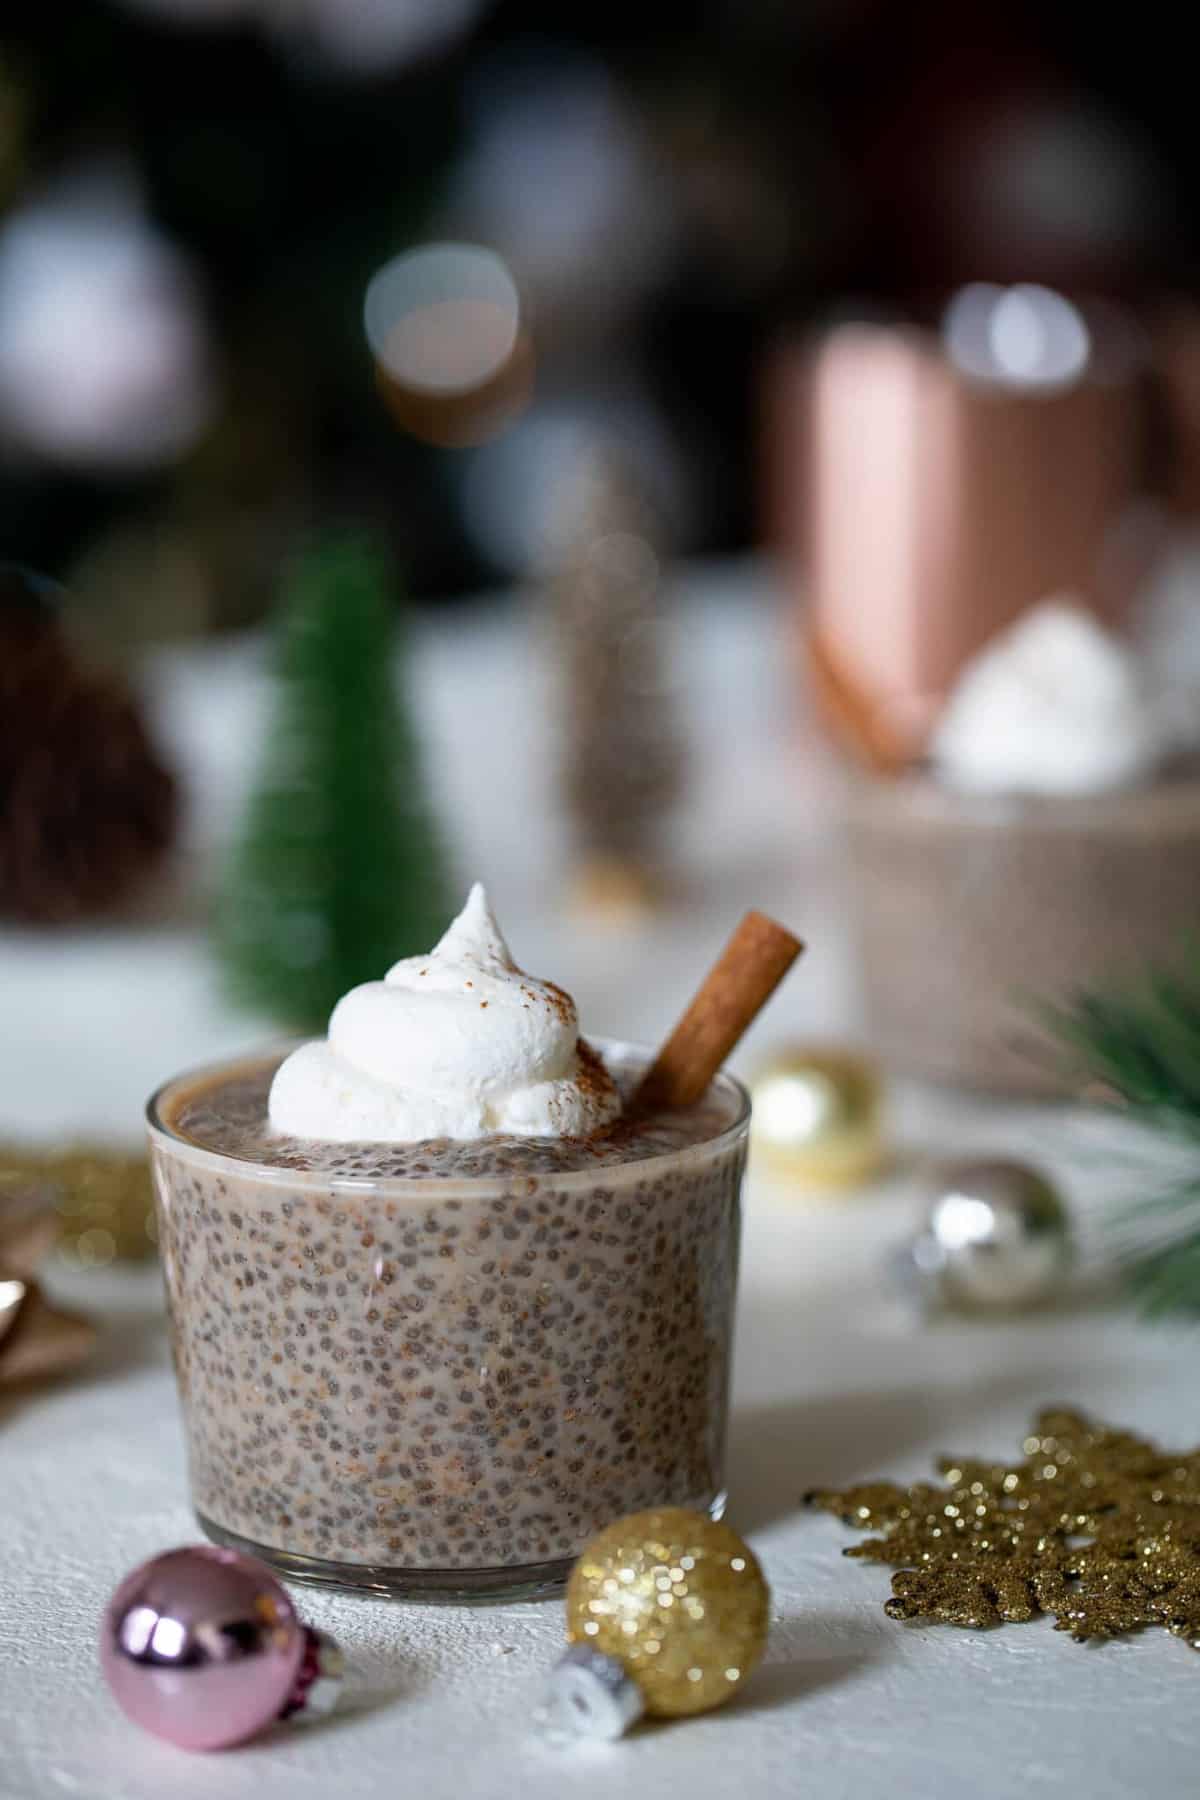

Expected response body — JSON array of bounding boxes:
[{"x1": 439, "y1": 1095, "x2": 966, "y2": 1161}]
[{"x1": 3, "y1": 561, "x2": 1198, "y2": 1800}]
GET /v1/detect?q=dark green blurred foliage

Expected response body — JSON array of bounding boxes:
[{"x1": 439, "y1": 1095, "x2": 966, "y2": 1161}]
[{"x1": 1050, "y1": 957, "x2": 1200, "y2": 1316}]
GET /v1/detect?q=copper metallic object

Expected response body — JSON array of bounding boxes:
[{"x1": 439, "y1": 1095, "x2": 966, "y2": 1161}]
[{"x1": 772, "y1": 316, "x2": 1150, "y2": 767}]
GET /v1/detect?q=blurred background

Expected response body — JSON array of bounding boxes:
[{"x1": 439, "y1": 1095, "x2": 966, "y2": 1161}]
[
  {"x1": 11, "y1": 19, "x2": 1200, "y2": 1764},
  {"x1": 5, "y1": 0, "x2": 1200, "y2": 1176},
  {"x1": 8, "y1": 0, "x2": 1200, "y2": 1577},
  {"x1": 3, "y1": 0, "x2": 1199, "y2": 600}
]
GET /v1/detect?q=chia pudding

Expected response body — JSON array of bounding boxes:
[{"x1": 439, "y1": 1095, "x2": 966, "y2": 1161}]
[{"x1": 147, "y1": 1044, "x2": 749, "y2": 1599}]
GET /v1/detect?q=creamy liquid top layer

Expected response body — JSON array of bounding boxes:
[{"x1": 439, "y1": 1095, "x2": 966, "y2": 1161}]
[
  {"x1": 267, "y1": 884, "x2": 623, "y2": 1143},
  {"x1": 166, "y1": 1057, "x2": 740, "y2": 1179}
]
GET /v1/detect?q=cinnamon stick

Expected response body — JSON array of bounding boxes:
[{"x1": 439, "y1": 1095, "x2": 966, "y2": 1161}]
[{"x1": 634, "y1": 911, "x2": 804, "y2": 1111}]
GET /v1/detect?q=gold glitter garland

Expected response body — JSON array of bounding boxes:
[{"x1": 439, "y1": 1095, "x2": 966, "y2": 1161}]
[
  {"x1": 807, "y1": 1408, "x2": 1200, "y2": 1646},
  {"x1": 0, "y1": 1146, "x2": 156, "y2": 1265},
  {"x1": 0, "y1": 1185, "x2": 98, "y2": 1388}
]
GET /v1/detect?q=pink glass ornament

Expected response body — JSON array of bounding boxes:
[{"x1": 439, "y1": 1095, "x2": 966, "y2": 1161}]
[{"x1": 100, "y1": 1545, "x2": 341, "y2": 1750}]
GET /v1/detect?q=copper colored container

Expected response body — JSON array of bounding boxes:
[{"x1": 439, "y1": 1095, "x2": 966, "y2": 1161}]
[
  {"x1": 779, "y1": 316, "x2": 1150, "y2": 768},
  {"x1": 767, "y1": 305, "x2": 1194, "y2": 1095}
]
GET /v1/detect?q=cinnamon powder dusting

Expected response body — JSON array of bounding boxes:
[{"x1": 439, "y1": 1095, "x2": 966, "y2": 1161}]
[
  {"x1": 541, "y1": 979, "x2": 576, "y2": 1027},
  {"x1": 575, "y1": 1035, "x2": 616, "y2": 1107}
]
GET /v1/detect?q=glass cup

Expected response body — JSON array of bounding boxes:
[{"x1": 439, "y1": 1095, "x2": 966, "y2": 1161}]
[{"x1": 146, "y1": 1041, "x2": 750, "y2": 1601}]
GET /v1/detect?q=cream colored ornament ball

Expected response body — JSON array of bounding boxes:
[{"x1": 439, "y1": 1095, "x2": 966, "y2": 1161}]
[
  {"x1": 564, "y1": 1507, "x2": 769, "y2": 1719},
  {"x1": 750, "y1": 1045, "x2": 883, "y2": 1187}
]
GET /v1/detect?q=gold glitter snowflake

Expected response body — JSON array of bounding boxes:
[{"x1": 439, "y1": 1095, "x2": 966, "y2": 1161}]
[{"x1": 806, "y1": 1408, "x2": 1200, "y2": 1646}]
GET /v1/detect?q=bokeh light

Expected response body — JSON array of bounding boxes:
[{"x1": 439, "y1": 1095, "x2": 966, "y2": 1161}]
[
  {"x1": 364, "y1": 242, "x2": 530, "y2": 446},
  {"x1": 115, "y1": 0, "x2": 488, "y2": 71},
  {"x1": 942, "y1": 283, "x2": 1091, "y2": 389},
  {"x1": 0, "y1": 169, "x2": 215, "y2": 469},
  {"x1": 445, "y1": 48, "x2": 675, "y2": 339},
  {"x1": 284, "y1": 0, "x2": 487, "y2": 75}
]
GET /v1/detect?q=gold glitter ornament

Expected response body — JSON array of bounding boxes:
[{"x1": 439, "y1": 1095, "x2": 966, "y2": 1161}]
[
  {"x1": 807, "y1": 1407, "x2": 1200, "y2": 1648},
  {"x1": 564, "y1": 1507, "x2": 769, "y2": 1718},
  {"x1": 750, "y1": 1045, "x2": 882, "y2": 1187}
]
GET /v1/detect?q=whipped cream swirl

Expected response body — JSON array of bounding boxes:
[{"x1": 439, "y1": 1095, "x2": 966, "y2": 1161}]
[
  {"x1": 931, "y1": 600, "x2": 1176, "y2": 797},
  {"x1": 268, "y1": 884, "x2": 621, "y2": 1142}
]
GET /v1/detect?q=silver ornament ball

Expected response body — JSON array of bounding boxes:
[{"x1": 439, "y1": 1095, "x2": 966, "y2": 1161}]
[{"x1": 902, "y1": 1158, "x2": 1072, "y2": 1313}]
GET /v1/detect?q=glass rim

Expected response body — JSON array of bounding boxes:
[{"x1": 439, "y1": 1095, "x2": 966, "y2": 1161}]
[{"x1": 145, "y1": 1036, "x2": 752, "y2": 1196}]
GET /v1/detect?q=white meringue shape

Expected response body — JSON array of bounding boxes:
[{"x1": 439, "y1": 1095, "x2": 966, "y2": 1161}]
[
  {"x1": 932, "y1": 600, "x2": 1175, "y2": 797},
  {"x1": 269, "y1": 884, "x2": 621, "y2": 1142}
]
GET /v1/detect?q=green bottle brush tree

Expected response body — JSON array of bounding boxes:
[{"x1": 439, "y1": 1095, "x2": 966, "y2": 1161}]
[{"x1": 218, "y1": 532, "x2": 452, "y2": 1033}]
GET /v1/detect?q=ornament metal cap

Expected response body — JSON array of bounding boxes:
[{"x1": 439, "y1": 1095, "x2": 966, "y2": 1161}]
[
  {"x1": 282, "y1": 1627, "x2": 345, "y2": 1723},
  {"x1": 888, "y1": 1233, "x2": 949, "y2": 1309},
  {"x1": 546, "y1": 1644, "x2": 646, "y2": 1740}
]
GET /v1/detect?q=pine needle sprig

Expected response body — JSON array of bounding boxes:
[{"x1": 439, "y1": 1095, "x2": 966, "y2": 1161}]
[
  {"x1": 1047, "y1": 953, "x2": 1200, "y2": 1315},
  {"x1": 1124, "y1": 1216, "x2": 1200, "y2": 1318},
  {"x1": 1049, "y1": 955, "x2": 1200, "y2": 1141}
]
